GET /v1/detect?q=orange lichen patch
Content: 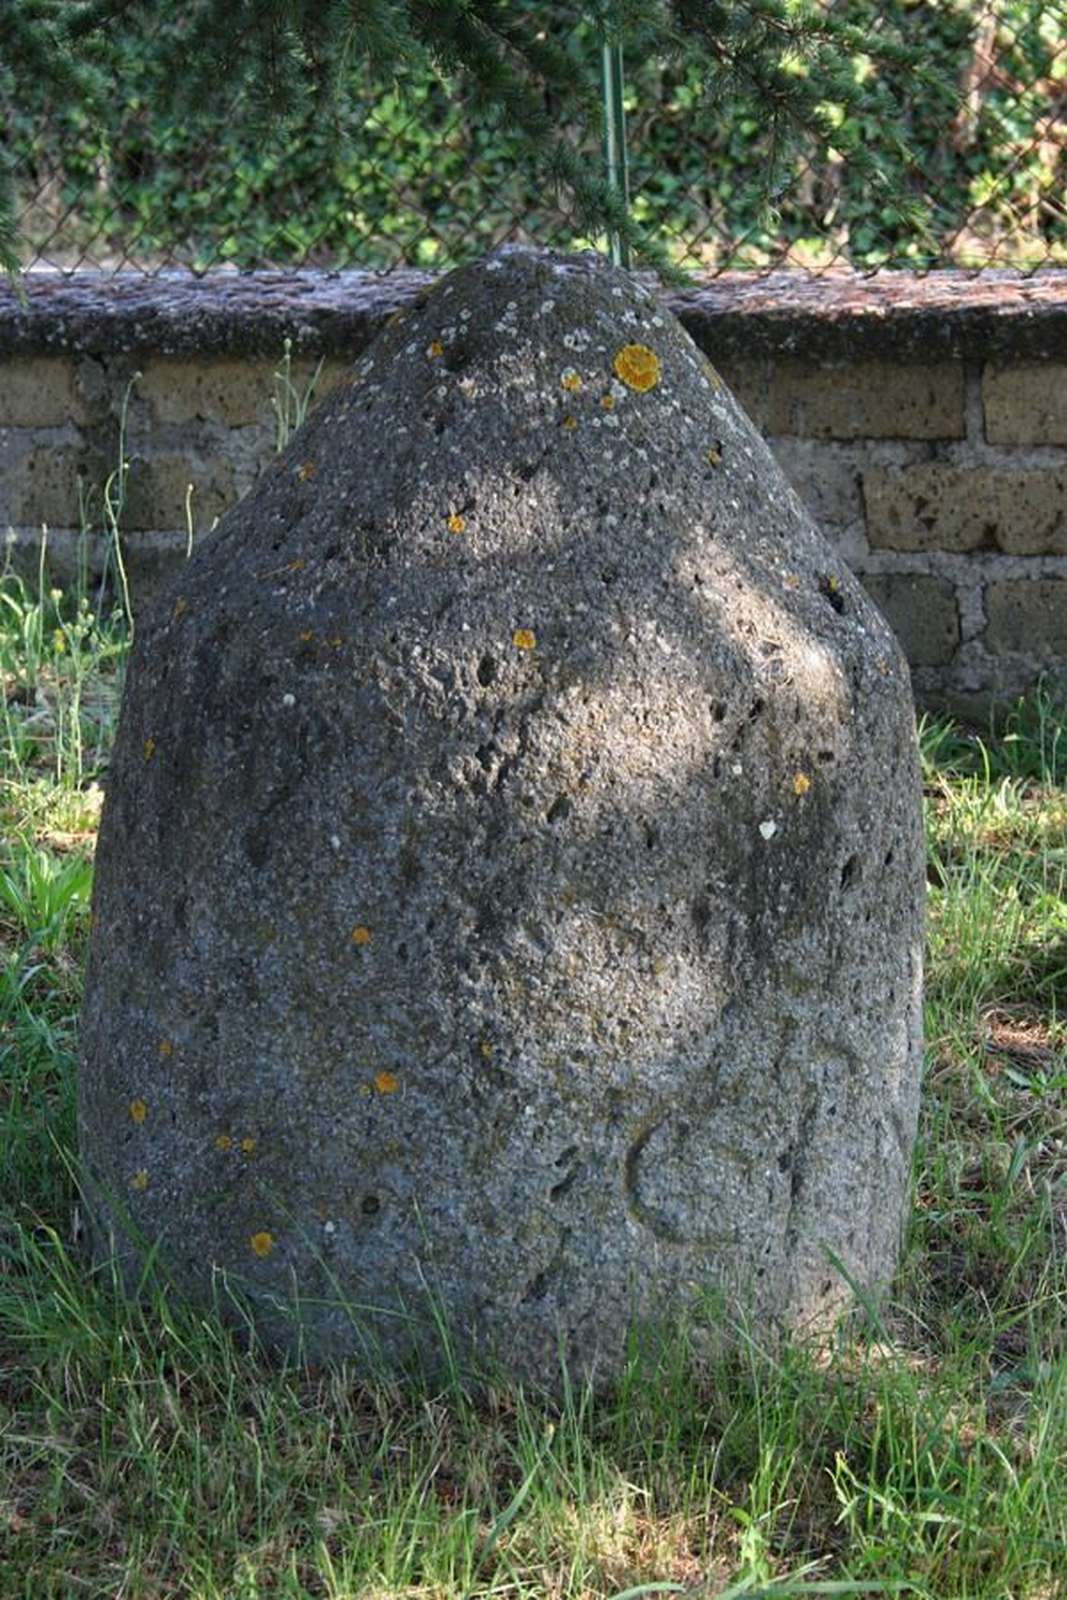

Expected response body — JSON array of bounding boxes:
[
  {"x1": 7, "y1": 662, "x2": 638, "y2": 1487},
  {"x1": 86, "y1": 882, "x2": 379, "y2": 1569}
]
[
  {"x1": 561, "y1": 415, "x2": 578, "y2": 430},
  {"x1": 130, "y1": 1169, "x2": 149, "y2": 1191},
  {"x1": 427, "y1": 340, "x2": 444, "y2": 359},
  {"x1": 173, "y1": 596, "x2": 188, "y2": 621},
  {"x1": 215, "y1": 1134, "x2": 233, "y2": 1152},
  {"x1": 446, "y1": 514, "x2": 467, "y2": 535},
  {"x1": 793, "y1": 773, "x2": 812, "y2": 796},
  {"x1": 351, "y1": 925, "x2": 372, "y2": 946},
  {"x1": 129, "y1": 1098, "x2": 148, "y2": 1124},
  {"x1": 249, "y1": 1231, "x2": 275, "y2": 1258},
  {"x1": 374, "y1": 1070, "x2": 399, "y2": 1095},
  {"x1": 298, "y1": 630, "x2": 316, "y2": 644},
  {"x1": 158, "y1": 1039, "x2": 174, "y2": 1058},
  {"x1": 560, "y1": 369, "x2": 583, "y2": 393},
  {"x1": 513, "y1": 628, "x2": 537, "y2": 651},
  {"x1": 613, "y1": 344, "x2": 661, "y2": 392},
  {"x1": 600, "y1": 393, "x2": 616, "y2": 410},
  {"x1": 296, "y1": 461, "x2": 316, "y2": 482},
  {"x1": 240, "y1": 1137, "x2": 257, "y2": 1154},
  {"x1": 143, "y1": 738, "x2": 157, "y2": 761}
]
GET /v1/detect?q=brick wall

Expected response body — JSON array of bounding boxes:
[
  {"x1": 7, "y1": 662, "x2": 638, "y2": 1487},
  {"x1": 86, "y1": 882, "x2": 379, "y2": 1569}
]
[{"x1": 1, "y1": 267, "x2": 1065, "y2": 712}]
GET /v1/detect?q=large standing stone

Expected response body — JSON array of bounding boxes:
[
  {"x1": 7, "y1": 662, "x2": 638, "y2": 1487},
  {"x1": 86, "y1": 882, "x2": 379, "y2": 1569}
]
[{"x1": 79, "y1": 246, "x2": 924, "y2": 1384}]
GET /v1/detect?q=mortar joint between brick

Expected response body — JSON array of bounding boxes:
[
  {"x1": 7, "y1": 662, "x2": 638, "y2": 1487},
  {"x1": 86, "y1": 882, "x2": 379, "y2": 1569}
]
[{"x1": 963, "y1": 360, "x2": 985, "y2": 449}]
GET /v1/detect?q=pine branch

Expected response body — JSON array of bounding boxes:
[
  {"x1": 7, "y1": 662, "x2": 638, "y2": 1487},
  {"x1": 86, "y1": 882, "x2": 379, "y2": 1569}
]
[{"x1": 0, "y1": 0, "x2": 938, "y2": 283}]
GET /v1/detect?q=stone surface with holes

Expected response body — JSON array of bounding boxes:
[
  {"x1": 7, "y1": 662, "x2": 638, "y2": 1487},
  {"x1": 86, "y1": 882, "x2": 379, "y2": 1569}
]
[{"x1": 79, "y1": 245, "x2": 925, "y2": 1386}]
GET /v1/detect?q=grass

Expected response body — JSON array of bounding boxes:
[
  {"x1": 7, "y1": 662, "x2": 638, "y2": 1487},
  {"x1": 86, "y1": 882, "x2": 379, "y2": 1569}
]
[{"x1": 1, "y1": 535, "x2": 1065, "y2": 1596}]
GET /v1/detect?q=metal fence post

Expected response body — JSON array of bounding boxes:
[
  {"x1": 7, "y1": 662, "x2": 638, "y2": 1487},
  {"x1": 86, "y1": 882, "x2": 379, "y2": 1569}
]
[{"x1": 600, "y1": 15, "x2": 630, "y2": 270}]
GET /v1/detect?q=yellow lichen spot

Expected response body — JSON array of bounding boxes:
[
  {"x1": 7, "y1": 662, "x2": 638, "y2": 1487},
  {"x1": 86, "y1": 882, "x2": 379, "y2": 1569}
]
[
  {"x1": 613, "y1": 344, "x2": 661, "y2": 392},
  {"x1": 427, "y1": 340, "x2": 444, "y2": 358},
  {"x1": 130, "y1": 1169, "x2": 149, "y2": 1191},
  {"x1": 296, "y1": 460, "x2": 316, "y2": 482},
  {"x1": 513, "y1": 628, "x2": 537, "y2": 651},
  {"x1": 479, "y1": 1039, "x2": 493, "y2": 1060},
  {"x1": 129, "y1": 1098, "x2": 148, "y2": 1124},
  {"x1": 446, "y1": 513, "x2": 467, "y2": 535},
  {"x1": 158, "y1": 1039, "x2": 174, "y2": 1058},
  {"x1": 143, "y1": 738, "x2": 157, "y2": 761},
  {"x1": 793, "y1": 773, "x2": 812, "y2": 797},
  {"x1": 560, "y1": 369, "x2": 583, "y2": 393},
  {"x1": 173, "y1": 596, "x2": 188, "y2": 621},
  {"x1": 351, "y1": 925, "x2": 372, "y2": 946},
  {"x1": 702, "y1": 358, "x2": 723, "y2": 390},
  {"x1": 561, "y1": 415, "x2": 578, "y2": 431},
  {"x1": 784, "y1": 573, "x2": 801, "y2": 590},
  {"x1": 601, "y1": 393, "x2": 615, "y2": 410},
  {"x1": 706, "y1": 445, "x2": 723, "y2": 467},
  {"x1": 249, "y1": 1231, "x2": 275, "y2": 1258},
  {"x1": 286, "y1": 558, "x2": 306, "y2": 573},
  {"x1": 215, "y1": 1133, "x2": 233, "y2": 1152},
  {"x1": 240, "y1": 1137, "x2": 257, "y2": 1154},
  {"x1": 374, "y1": 1070, "x2": 399, "y2": 1095},
  {"x1": 328, "y1": 636, "x2": 344, "y2": 648}
]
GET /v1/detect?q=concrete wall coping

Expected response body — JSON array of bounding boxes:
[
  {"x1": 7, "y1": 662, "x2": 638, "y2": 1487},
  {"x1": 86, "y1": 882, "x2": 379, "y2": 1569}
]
[{"x1": 3, "y1": 265, "x2": 1066, "y2": 363}]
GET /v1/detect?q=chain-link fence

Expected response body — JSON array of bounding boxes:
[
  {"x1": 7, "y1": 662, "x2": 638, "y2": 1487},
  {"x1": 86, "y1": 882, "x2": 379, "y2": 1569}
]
[{"x1": 6, "y1": 0, "x2": 1065, "y2": 276}]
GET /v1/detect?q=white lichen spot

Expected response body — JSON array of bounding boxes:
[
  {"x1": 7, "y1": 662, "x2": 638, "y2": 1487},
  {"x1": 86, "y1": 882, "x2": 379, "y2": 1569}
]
[
  {"x1": 759, "y1": 819, "x2": 778, "y2": 841},
  {"x1": 731, "y1": 763, "x2": 743, "y2": 776},
  {"x1": 282, "y1": 693, "x2": 296, "y2": 708},
  {"x1": 486, "y1": 258, "x2": 503, "y2": 271},
  {"x1": 323, "y1": 1219, "x2": 337, "y2": 1235},
  {"x1": 563, "y1": 329, "x2": 592, "y2": 353},
  {"x1": 539, "y1": 300, "x2": 556, "y2": 316},
  {"x1": 330, "y1": 834, "x2": 341, "y2": 851}
]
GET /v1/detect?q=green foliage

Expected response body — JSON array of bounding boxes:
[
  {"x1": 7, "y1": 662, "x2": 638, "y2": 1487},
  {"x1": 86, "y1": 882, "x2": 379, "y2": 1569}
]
[{"x1": 1, "y1": 0, "x2": 1016, "y2": 279}]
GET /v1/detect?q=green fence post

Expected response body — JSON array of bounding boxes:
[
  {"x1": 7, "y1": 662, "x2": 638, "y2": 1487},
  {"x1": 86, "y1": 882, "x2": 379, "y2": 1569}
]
[{"x1": 600, "y1": 16, "x2": 631, "y2": 269}]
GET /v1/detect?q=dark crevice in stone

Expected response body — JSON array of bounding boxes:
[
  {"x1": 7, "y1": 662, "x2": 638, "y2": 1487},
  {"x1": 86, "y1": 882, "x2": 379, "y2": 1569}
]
[{"x1": 840, "y1": 854, "x2": 862, "y2": 890}]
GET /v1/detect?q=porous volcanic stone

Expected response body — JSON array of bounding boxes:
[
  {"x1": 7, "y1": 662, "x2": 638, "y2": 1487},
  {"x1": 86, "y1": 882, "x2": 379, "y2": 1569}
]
[{"x1": 79, "y1": 245, "x2": 924, "y2": 1385}]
